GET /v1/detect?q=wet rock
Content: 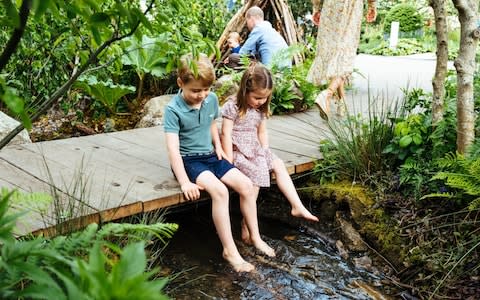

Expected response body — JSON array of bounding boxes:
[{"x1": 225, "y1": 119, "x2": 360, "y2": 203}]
[
  {"x1": 135, "y1": 94, "x2": 174, "y2": 128},
  {"x1": 353, "y1": 255, "x2": 373, "y2": 270},
  {"x1": 0, "y1": 111, "x2": 32, "y2": 146},
  {"x1": 336, "y1": 211, "x2": 367, "y2": 251},
  {"x1": 335, "y1": 240, "x2": 349, "y2": 259}
]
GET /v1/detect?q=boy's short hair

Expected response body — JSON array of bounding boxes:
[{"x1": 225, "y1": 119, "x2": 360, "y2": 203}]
[
  {"x1": 246, "y1": 6, "x2": 264, "y2": 20},
  {"x1": 178, "y1": 53, "x2": 215, "y2": 86}
]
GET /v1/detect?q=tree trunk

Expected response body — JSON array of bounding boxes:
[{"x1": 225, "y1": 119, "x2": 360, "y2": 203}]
[
  {"x1": 451, "y1": 0, "x2": 479, "y2": 154},
  {"x1": 430, "y1": 0, "x2": 448, "y2": 126}
]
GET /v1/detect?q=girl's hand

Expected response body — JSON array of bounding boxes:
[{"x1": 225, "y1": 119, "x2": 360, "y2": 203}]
[{"x1": 181, "y1": 182, "x2": 204, "y2": 201}]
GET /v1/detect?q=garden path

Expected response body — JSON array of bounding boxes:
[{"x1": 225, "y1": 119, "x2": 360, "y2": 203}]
[{"x1": 0, "y1": 53, "x2": 438, "y2": 236}]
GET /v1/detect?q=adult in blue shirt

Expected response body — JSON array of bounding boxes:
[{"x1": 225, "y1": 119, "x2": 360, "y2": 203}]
[{"x1": 239, "y1": 6, "x2": 291, "y2": 68}]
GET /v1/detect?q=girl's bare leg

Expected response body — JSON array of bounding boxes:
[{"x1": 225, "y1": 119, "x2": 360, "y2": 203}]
[
  {"x1": 196, "y1": 171, "x2": 255, "y2": 272},
  {"x1": 240, "y1": 186, "x2": 260, "y2": 244},
  {"x1": 222, "y1": 169, "x2": 275, "y2": 257},
  {"x1": 272, "y1": 159, "x2": 319, "y2": 222}
]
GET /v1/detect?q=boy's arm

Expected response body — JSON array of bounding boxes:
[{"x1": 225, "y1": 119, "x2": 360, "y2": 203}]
[
  {"x1": 258, "y1": 119, "x2": 269, "y2": 149},
  {"x1": 220, "y1": 118, "x2": 234, "y2": 163},
  {"x1": 165, "y1": 132, "x2": 203, "y2": 200},
  {"x1": 211, "y1": 121, "x2": 226, "y2": 160}
]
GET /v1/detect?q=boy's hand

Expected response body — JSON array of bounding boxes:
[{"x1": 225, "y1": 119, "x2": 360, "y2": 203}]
[{"x1": 181, "y1": 182, "x2": 204, "y2": 200}]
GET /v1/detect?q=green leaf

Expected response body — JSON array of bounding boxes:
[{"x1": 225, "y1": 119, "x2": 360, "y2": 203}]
[
  {"x1": 90, "y1": 12, "x2": 110, "y2": 24},
  {"x1": 90, "y1": 26, "x2": 102, "y2": 45},
  {"x1": 33, "y1": 0, "x2": 52, "y2": 19},
  {"x1": 2, "y1": 0, "x2": 19, "y2": 27},
  {"x1": 412, "y1": 133, "x2": 422, "y2": 145},
  {"x1": 399, "y1": 135, "x2": 413, "y2": 148}
]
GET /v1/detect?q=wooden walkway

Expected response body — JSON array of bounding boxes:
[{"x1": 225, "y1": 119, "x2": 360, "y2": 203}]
[{"x1": 1, "y1": 109, "x2": 327, "y2": 236}]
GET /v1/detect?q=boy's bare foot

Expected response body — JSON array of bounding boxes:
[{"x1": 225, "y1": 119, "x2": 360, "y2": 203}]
[
  {"x1": 291, "y1": 206, "x2": 319, "y2": 222},
  {"x1": 252, "y1": 239, "x2": 276, "y2": 257},
  {"x1": 223, "y1": 251, "x2": 255, "y2": 272}
]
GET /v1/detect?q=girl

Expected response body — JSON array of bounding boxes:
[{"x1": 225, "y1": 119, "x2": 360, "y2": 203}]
[{"x1": 221, "y1": 64, "x2": 318, "y2": 245}]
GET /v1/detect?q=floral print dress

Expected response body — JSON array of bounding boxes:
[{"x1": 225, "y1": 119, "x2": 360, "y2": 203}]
[
  {"x1": 222, "y1": 98, "x2": 277, "y2": 187},
  {"x1": 307, "y1": 0, "x2": 364, "y2": 85}
]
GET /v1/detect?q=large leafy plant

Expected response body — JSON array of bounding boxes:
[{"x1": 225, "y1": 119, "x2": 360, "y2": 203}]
[
  {"x1": 121, "y1": 35, "x2": 170, "y2": 101},
  {"x1": 0, "y1": 189, "x2": 177, "y2": 299},
  {"x1": 74, "y1": 75, "x2": 135, "y2": 115}
]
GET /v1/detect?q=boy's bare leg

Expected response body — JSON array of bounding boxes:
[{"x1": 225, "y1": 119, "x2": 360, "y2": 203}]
[
  {"x1": 272, "y1": 159, "x2": 319, "y2": 222},
  {"x1": 222, "y1": 169, "x2": 275, "y2": 257},
  {"x1": 196, "y1": 171, "x2": 255, "y2": 272}
]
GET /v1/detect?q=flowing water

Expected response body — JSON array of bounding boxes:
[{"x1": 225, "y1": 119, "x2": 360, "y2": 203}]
[{"x1": 157, "y1": 192, "x2": 392, "y2": 299}]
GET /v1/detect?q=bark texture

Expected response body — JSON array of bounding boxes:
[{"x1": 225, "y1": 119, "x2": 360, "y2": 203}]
[
  {"x1": 452, "y1": 0, "x2": 479, "y2": 154},
  {"x1": 430, "y1": 0, "x2": 448, "y2": 126}
]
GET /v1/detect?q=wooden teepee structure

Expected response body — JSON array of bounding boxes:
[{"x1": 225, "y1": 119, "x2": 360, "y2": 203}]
[{"x1": 216, "y1": 0, "x2": 303, "y2": 65}]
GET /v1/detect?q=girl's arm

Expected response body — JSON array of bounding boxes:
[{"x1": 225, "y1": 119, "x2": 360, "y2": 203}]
[
  {"x1": 165, "y1": 132, "x2": 203, "y2": 200},
  {"x1": 258, "y1": 119, "x2": 269, "y2": 149},
  {"x1": 211, "y1": 121, "x2": 226, "y2": 160},
  {"x1": 221, "y1": 118, "x2": 234, "y2": 163}
]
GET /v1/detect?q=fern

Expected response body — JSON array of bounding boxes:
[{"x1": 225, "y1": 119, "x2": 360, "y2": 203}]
[{"x1": 429, "y1": 154, "x2": 480, "y2": 210}]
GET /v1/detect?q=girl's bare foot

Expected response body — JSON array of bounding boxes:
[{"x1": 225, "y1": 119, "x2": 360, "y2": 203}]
[
  {"x1": 251, "y1": 239, "x2": 276, "y2": 257},
  {"x1": 291, "y1": 206, "x2": 319, "y2": 222},
  {"x1": 223, "y1": 251, "x2": 255, "y2": 272}
]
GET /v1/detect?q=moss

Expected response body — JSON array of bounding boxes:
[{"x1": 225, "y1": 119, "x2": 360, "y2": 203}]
[{"x1": 304, "y1": 180, "x2": 407, "y2": 267}]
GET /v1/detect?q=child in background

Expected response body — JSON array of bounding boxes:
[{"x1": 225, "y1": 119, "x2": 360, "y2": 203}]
[
  {"x1": 223, "y1": 32, "x2": 242, "y2": 68},
  {"x1": 164, "y1": 54, "x2": 274, "y2": 272},
  {"x1": 221, "y1": 63, "x2": 319, "y2": 243},
  {"x1": 227, "y1": 31, "x2": 242, "y2": 54}
]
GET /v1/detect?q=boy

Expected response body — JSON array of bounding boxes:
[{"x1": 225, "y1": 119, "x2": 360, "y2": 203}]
[{"x1": 163, "y1": 53, "x2": 274, "y2": 272}]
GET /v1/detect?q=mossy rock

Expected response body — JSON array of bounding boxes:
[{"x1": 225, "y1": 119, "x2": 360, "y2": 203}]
[{"x1": 304, "y1": 180, "x2": 407, "y2": 267}]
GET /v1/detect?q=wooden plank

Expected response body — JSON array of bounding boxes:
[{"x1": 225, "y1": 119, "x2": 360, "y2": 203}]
[
  {"x1": 269, "y1": 132, "x2": 321, "y2": 158},
  {"x1": 100, "y1": 201, "x2": 143, "y2": 222},
  {"x1": 75, "y1": 133, "x2": 172, "y2": 170},
  {"x1": 0, "y1": 144, "x2": 138, "y2": 212},
  {"x1": 31, "y1": 212, "x2": 101, "y2": 237},
  {"x1": 49, "y1": 137, "x2": 172, "y2": 180},
  {"x1": 269, "y1": 114, "x2": 324, "y2": 142}
]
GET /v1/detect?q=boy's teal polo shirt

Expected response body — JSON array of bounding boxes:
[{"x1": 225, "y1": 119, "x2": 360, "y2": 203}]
[{"x1": 163, "y1": 91, "x2": 219, "y2": 156}]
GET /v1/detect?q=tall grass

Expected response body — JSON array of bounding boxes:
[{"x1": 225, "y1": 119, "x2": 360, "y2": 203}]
[{"x1": 315, "y1": 94, "x2": 401, "y2": 187}]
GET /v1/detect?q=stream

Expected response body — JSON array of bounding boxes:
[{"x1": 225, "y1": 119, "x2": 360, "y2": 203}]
[{"x1": 156, "y1": 191, "x2": 393, "y2": 299}]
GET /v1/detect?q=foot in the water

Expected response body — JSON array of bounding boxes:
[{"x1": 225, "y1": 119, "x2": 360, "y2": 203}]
[
  {"x1": 291, "y1": 206, "x2": 319, "y2": 222},
  {"x1": 252, "y1": 239, "x2": 276, "y2": 257},
  {"x1": 223, "y1": 251, "x2": 255, "y2": 272}
]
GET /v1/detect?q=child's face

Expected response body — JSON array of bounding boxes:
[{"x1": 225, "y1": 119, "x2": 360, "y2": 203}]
[
  {"x1": 227, "y1": 37, "x2": 239, "y2": 48},
  {"x1": 177, "y1": 78, "x2": 211, "y2": 105},
  {"x1": 246, "y1": 88, "x2": 271, "y2": 109}
]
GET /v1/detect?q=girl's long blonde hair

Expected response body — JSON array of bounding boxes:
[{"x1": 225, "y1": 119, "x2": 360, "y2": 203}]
[{"x1": 236, "y1": 63, "x2": 273, "y2": 118}]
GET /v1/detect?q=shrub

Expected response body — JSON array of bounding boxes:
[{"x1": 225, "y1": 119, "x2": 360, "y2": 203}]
[{"x1": 383, "y1": 4, "x2": 424, "y2": 34}]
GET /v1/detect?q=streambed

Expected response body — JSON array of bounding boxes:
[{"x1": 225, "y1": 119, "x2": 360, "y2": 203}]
[{"x1": 157, "y1": 192, "x2": 393, "y2": 299}]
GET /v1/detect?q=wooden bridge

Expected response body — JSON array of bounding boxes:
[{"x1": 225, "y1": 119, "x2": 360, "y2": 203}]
[{"x1": 1, "y1": 110, "x2": 327, "y2": 236}]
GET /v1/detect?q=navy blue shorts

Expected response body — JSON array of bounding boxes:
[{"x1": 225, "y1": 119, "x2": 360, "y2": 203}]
[{"x1": 182, "y1": 152, "x2": 235, "y2": 183}]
